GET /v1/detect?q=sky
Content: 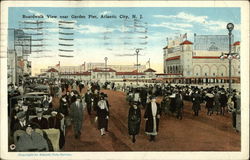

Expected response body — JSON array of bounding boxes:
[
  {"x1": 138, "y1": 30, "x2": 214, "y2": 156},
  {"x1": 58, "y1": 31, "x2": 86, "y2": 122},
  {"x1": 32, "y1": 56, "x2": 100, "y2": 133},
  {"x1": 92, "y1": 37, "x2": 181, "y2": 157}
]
[{"x1": 8, "y1": 7, "x2": 241, "y2": 75}]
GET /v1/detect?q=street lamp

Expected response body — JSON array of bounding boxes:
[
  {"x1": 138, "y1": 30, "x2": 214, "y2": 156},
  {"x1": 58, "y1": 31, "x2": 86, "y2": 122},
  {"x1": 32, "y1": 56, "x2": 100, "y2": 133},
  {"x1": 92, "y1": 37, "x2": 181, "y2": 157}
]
[
  {"x1": 219, "y1": 23, "x2": 240, "y2": 95},
  {"x1": 227, "y1": 23, "x2": 234, "y2": 94},
  {"x1": 104, "y1": 57, "x2": 108, "y2": 82}
]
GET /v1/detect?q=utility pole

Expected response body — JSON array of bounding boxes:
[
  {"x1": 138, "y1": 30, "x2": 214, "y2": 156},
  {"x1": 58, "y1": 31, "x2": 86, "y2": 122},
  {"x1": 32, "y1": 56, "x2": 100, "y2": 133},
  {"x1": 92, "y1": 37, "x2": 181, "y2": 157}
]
[
  {"x1": 148, "y1": 58, "x2": 151, "y2": 68},
  {"x1": 14, "y1": 29, "x2": 18, "y2": 85},
  {"x1": 104, "y1": 57, "x2": 108, "y2": 82},
  {"x1": 135, "y1": 49, "x2": 140, "y2": 86}
]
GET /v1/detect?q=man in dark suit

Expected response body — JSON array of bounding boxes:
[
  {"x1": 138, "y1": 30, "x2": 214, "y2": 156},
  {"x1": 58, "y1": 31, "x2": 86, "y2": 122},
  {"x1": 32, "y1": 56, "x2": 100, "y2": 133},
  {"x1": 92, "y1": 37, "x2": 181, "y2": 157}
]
[
  {"x1": 144, "y1": 95, "x2": 161, "y2": 142},
  {"x1": 140, "y1": 87, "x2": 148, "y2": 109},
  {"x1": 13, "y1": 111, "x2": 29, "y2": 134},
  {"x1": 70, "y1": 96, "x2": 85, "y2": 139},
  {"x1": 84, "y1": 90, "x2": 93, "y2": 115},
  {"x1": 31, "y1": 108, "x2": 49, "y2": 129}
]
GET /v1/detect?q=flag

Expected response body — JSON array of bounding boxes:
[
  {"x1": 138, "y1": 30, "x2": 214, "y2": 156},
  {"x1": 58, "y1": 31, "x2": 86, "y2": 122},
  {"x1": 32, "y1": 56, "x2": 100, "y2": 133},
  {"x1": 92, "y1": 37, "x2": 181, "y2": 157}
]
[{"x1": 182, "y1": 33, "x2": 187, "y2": 39}]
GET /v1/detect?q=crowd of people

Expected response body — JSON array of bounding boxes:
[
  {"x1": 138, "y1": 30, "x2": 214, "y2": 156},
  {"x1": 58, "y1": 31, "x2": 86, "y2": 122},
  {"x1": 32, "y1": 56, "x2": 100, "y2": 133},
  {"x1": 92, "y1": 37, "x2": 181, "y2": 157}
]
[{"x1": 7, "y1": 78, "x2": 241, "y2": 151}]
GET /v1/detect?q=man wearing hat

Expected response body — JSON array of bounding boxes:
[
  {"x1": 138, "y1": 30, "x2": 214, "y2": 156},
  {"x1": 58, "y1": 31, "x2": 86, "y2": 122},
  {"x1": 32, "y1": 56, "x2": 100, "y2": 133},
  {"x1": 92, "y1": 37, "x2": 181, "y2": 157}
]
[
  {"x1": 144, "y1": 95, "x2": 161, "y2": 141},
  {"x1": 15, "y1": 124, "x2": 49, "y2": 151},
  {"x1": 10, "y1": 100, "x2": 23, "y2": 133},
  {"x1": 31, "y1": 108, "x2": 49, "y2": 129},
  {"x1": 13, "y1": 111, "x2": 29, "y2": 134},
  {"x1": 70, "y1": 95, "x2": 85, "y2": 139},
  {"x1": 48, "y1": 109, "x2": 65, "y2": 149},
  {"x1": 84, "y1": 89, "x2": 93, "y2": 115}
]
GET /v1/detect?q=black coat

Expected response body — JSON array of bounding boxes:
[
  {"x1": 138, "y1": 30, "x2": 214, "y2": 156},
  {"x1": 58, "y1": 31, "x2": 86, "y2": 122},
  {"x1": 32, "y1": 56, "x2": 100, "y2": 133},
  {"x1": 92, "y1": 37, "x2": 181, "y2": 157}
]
[
  {"x1": 85, "y1": 93, "x2": 93, "y2": 104},
  {"x1": 175, "y1": 96, "x2": 183, "y2": 111},
  {"x1": 48, "y1": 115, "x2": 62, "y2": 129},
  {"x1": 128, "y1": 106, "x2": 141, "y2": 135},
  {"x1": 13, "y1": 121, "x2": 28, "y2": 133},
  {"x1": 31, "y1": 117, "x2": 49, "y2": 129},
  {"x1": 144, "y1": 102, "x2": 161, "y2": 133},
  {"x1": 192, "y1": 93, "x2": 201, "y2": 111},
  {"x1": 96, "y1": 101, "x2": 109, "y2": 129},
  {"x1": 59, "y1": 99, "x2": 69, "y2": 116},
  {"x1": 93, "y1": 94, "x2": 100, "y2": 111},
  {"x1": 205, "y1": 94, "x2": 214, "y2": 109},
  {"x1": 219, "y1": 93, "x2": 228, "y2": 107}
]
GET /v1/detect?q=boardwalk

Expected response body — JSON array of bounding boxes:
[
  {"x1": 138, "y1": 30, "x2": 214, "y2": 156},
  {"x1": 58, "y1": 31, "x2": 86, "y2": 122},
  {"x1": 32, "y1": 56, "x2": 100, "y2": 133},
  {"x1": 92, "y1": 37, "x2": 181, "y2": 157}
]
[{"x1": 62, "y1": 88, "x2": 240, "y2": 151}]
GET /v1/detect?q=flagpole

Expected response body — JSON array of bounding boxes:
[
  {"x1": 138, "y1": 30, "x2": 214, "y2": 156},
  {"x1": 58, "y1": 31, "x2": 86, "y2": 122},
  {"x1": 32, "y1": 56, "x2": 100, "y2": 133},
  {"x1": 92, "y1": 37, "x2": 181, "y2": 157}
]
[
  {"x1": 59, "y1": 61, "x2": 61, "y2": 80},
  {"x1": 149, "y1": 58, "x2": 150, "y2": 68}
]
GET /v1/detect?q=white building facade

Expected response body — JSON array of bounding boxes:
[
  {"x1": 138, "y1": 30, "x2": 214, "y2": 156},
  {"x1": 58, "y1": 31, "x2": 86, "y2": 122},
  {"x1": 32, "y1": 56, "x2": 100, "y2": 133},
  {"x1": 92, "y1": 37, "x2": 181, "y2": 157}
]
[{"x1": 163, "y1": 34, "x2": 240, "y2": 84}]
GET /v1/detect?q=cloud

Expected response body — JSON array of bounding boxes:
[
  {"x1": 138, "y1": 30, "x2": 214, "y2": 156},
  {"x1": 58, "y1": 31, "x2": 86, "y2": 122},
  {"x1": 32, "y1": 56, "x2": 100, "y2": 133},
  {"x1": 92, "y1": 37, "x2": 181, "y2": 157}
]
[
  {"x1": 76, "y1": 24, "x2": 114, "y2": 34},
  {"x1": 151, "y1": 22, "x2": 192, "y2": 28},
  {"x1": 28, "y1": 10, "x2": 44, "y2": 16},
  {"x1": 99, "y1": 11, "x2": 112, "y2": 15},
  {"x1": 204, "y1": 20, "x2": 241, "y2": 32},
  {"x1": 151, "y1": 22, "x2": 192, "y2": 33},
  {"x1": 154, "y1": 12, "x2": 208, "y2": 24},
  {"x1": 153, "y1": 12, "x2": 240, "y2": 32}
]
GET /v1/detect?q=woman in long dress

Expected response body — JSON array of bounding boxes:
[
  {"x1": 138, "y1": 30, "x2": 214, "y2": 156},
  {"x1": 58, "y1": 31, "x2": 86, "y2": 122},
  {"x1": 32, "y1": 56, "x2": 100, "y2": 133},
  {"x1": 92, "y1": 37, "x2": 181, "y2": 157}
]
[
  {"x1": 96, "y1": 96, "x2": 109, "y2": 136},
  {"x1": 128, "y1": 102, "x2": 141, "y2": 143}
]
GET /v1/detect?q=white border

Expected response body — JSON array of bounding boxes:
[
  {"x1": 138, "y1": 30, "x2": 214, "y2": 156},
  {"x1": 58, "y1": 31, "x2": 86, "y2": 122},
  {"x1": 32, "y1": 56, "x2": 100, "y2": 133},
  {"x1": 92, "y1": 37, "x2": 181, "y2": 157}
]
[{"x1": 1, "y1": 1, "x2": 249, "y2": 160}]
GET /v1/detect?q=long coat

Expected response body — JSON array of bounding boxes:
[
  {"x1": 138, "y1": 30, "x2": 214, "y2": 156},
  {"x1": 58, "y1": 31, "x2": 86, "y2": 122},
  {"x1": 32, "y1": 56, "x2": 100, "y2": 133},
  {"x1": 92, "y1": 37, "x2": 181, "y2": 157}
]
[
  {"x1": 128, "y1": 106, "x2": 141, "y2": 135},
  {"x1": 96, "y1": 100, "x2": 109, "y2": 129},
  {"x1": 31, "y1": 117, "x2": 49, "y2": 129},
  {"x1": 59, "y1": 99, "x2": 69, "y2": 116},
  {"x1": 219, "y1": 93, "x2": 228, "y2": 107},
  {"x1": 144, "y1": 102, "x2": 161, "y2": 134},
  {"x1": 161, "y1": 96, "x2": 171, "y2": 114},
  {"x1": 205, "y1": 93, "x2": 214, "y2": 109},
  {"x1": 192, "y1": 93, "x2": 201, "y2": 111},
  {"x1": 213, "y1": 93, "x2": 221, "y2": 111},
  {"x1": 70, "y1": 101, "x2": 84, "y2": 122},
  {"x1": 92, "y1": 94, "x2": 100, "y2": 111},
  {"x1": 175, "y1": 95, "x2": 183, "y2": 112}
]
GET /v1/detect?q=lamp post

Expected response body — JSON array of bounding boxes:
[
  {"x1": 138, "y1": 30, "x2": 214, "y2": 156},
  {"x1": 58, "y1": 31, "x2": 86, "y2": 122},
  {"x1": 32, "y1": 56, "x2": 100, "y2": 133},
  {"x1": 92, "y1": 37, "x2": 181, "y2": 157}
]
[
  {"x1": 104, "y1": 57, "x2": 108, "y2": 82},
  {"x1": 220, "y1": 23, "x2": 239, "y2": 95},
  {"x1": 227, "y1": 23, "x2": 234, "y2": 94}
]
